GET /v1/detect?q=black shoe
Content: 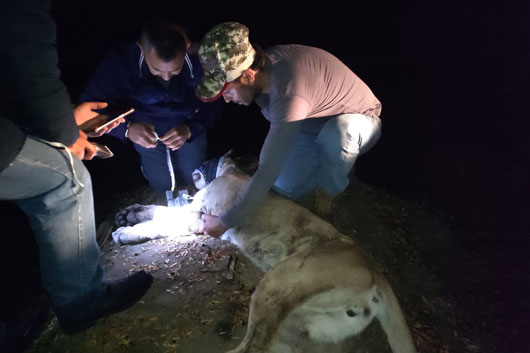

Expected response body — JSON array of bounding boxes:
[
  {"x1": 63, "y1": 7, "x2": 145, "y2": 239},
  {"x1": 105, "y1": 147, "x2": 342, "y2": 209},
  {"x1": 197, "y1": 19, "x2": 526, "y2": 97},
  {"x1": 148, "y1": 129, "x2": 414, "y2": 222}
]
[{"x1": 57, "y1": 270, "x2": 153, "y2": 334}]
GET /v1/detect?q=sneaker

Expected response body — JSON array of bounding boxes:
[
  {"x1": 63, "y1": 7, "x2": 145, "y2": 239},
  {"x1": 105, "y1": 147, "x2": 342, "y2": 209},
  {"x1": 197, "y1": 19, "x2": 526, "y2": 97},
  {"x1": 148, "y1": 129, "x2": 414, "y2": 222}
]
[{"x1": 57, "y1": 270, "x2": 153, "y2": 334}]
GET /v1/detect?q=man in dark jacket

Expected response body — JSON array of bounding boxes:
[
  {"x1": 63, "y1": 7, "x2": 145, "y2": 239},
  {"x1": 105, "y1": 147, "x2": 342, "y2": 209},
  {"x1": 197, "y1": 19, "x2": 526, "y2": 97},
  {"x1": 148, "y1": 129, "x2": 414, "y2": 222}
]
[
  {"x1": 80, "y1": 18, "x2": 221, "y2": 192},
  {"x1": 0, "y1": 0, "x2": 153, "y2": 337}
]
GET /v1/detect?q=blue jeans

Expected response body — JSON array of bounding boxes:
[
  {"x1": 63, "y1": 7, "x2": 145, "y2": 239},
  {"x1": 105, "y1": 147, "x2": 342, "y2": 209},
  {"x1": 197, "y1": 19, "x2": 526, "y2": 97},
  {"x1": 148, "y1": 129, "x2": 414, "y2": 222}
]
[
  {"x1": 0, "y1": 137, "x2": 105, "y2": 312},
  {"x1": 134, "y1": 133, "x2": 207, "y2": 191},
  {"x1": 272, "y1": 113, "x2": 382, "y2": 200}
]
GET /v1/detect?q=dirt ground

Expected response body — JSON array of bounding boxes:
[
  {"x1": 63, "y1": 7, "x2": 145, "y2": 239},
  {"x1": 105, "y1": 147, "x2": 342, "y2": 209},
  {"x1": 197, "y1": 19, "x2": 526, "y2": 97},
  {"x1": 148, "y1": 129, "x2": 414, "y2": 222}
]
[{"x1": 24, "y1": 176, "x2": 488, "y2": 353}]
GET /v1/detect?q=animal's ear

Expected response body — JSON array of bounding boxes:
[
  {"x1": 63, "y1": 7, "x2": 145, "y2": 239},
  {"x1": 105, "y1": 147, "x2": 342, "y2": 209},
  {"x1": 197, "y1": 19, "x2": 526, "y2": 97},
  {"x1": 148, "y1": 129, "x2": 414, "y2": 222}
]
[
  {"x1": 224, "y1": 149, "x2": 234, "y2": 159},
  {"x1": 216, "y1": 154, "x2": 237, "y2": 177}
]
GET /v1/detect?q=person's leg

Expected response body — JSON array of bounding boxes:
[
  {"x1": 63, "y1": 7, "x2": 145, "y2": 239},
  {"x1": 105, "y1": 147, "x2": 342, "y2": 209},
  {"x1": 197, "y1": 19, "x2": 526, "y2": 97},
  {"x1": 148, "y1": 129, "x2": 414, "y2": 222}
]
[
  {"x1": 0, "y1": 137, "x2": 105, "y2": 311},
  {"x1": 316, "y1": 113, "x2": 382, "y2": 195},
  {"x1": 271, "y1": 131, "x2": 321, "y2": 201},
  {"x1": 134, "y1": 143, "x2": 173, "y2": 191},
  {"x1": 172, "y1": 132, "x2": 208, "y2": 186},
  {"x1": 0, "y1": 137, "x2": 153, "y2": 333}
]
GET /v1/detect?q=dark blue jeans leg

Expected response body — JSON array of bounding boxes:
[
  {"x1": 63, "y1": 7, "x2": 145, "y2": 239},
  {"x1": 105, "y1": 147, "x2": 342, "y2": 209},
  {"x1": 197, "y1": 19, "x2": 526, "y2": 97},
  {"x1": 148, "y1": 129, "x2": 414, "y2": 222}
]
[
  {"x1": 134, "y1": 143, "x2": 173, "y2": 191},
  {"x1": 134, "y1": 133, "x2": 207, "y2": 190},
  {"x1": 171, "y1": 133, "x2": 207, "y2": 186},
  {"x1": 272, "y1": 132, "x2": 320, "y2": 201}
]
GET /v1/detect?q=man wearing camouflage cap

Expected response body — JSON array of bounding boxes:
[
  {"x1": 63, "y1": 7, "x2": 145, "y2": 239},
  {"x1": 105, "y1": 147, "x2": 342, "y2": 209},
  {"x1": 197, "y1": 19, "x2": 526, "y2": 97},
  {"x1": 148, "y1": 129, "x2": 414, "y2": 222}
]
[{"x1": 196, "y1": 22, "x2": 382, "y2": 237}]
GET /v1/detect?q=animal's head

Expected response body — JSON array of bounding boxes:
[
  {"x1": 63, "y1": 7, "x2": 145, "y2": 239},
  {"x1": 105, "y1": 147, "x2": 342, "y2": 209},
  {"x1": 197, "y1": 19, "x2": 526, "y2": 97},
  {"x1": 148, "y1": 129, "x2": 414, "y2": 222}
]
[{"x1": 192, "y1": 150, "x2": 258, "y2": 189}]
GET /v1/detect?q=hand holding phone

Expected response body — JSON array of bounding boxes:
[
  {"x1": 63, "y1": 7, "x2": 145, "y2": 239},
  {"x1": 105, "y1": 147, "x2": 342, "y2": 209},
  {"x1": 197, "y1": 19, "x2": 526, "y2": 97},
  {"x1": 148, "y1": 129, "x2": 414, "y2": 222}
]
[
  {"x1": 74, "y1": 102, "x2": 108, "y2": 126},
  {"x1": 94, "y1": 108, "x2": 135, "y2": 133},
  {"x1": 79, "y1": 108, "x2": 134, "y2": 136},
  {"x1": 91, "y1": 142, "x2": 114, "y2": 159}
]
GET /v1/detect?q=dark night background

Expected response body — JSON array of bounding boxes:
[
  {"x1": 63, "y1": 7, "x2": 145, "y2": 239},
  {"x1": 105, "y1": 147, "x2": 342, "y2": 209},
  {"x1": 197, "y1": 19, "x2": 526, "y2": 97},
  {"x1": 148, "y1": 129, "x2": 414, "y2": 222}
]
[{"x1": 1, "y1": 0, "x2": 528, "y2": 352}]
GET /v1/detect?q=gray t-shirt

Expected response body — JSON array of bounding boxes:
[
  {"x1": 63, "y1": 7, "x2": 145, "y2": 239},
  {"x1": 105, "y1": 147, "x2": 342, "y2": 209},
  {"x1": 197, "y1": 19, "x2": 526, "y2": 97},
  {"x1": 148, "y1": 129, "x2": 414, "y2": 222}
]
[{"x1": 221, "y1": 45, "x2": 381, "y2": 227}]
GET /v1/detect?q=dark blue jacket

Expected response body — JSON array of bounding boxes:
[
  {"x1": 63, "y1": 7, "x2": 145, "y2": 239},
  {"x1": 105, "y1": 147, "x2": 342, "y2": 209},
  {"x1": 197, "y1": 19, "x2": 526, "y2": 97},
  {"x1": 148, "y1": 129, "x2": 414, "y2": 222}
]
[{"x1": 79, "y1": 43, "x2": 221, "y2": 141}]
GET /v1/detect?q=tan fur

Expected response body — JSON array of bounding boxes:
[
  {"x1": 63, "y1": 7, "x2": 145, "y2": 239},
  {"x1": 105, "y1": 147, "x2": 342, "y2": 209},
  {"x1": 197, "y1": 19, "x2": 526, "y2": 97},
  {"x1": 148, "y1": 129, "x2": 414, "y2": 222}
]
[{"x1": 113, "y1": 169, "x2": 417, "y2": 353}]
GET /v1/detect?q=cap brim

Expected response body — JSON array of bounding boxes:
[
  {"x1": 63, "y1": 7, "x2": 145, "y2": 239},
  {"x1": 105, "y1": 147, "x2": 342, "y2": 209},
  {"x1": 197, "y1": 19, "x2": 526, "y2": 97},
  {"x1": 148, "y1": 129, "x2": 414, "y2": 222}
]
[
  {"x1": 197, "y1": 81, "x2": 230, "y2": 103},
  {"x1": 196, "y1": 70, "x2": 229, "y2": 102}
]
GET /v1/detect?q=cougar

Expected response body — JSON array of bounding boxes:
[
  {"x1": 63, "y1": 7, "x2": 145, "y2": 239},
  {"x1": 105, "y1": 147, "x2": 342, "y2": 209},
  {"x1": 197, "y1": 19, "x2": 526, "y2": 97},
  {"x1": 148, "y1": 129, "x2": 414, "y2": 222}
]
[{"x1": 113, "y1": 156, "x2": 417, "y2": 353}]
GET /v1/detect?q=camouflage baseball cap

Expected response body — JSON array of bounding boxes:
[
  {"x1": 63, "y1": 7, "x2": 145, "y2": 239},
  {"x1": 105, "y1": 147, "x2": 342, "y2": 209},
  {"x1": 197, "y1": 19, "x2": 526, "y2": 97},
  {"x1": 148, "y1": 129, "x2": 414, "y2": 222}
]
[{"x1": 196, "y1": 22, "x2": 256, "y2": 102}]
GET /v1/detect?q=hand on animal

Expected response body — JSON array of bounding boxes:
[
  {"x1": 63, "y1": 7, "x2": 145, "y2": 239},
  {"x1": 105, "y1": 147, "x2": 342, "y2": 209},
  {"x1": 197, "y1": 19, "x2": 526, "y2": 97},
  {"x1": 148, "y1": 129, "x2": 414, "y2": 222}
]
[
  {"x1": 199, "y1": 214, "x2": 228, "y2": 238},
  {"x1": 127, "y1": 122, "x2": 158, "y2": 148},
  {"x1": 68, "y1": 130, "x2": 96, "y2": 160},
  {"x1": 159, "y1": 123, "x2": 191, "y2": 150}
]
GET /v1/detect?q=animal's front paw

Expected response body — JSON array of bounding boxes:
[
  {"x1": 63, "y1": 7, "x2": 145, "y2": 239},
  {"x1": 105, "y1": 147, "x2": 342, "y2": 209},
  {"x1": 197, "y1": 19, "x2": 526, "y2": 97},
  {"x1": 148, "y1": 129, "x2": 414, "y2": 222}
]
[
  {"x1": 112, "y1": 225, "x2": 162, "y2": 245},
  {"x1": 115, "y1": 204, "x2": 157, "y2": 227},
  {"x1": 111, "y1": 226, "x2": 128, "y2": 244}
]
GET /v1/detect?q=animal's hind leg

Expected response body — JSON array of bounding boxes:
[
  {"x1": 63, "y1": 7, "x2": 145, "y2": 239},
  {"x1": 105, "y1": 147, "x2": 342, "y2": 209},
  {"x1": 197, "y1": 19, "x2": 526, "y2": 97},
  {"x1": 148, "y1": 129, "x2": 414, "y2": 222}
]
[{"x1": 227, "y1": 244, "x2": 376, "y2": 353}]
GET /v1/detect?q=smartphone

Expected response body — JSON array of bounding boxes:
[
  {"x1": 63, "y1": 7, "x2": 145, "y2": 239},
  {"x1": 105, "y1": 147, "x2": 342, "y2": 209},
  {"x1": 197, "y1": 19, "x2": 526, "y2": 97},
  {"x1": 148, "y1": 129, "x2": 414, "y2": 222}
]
[
  {"x1": 91, "y1": 142, "x2": 114, "y2": 159},
  {"x1": 93, "y1": 108, "x2": 135, "y2": 133}
]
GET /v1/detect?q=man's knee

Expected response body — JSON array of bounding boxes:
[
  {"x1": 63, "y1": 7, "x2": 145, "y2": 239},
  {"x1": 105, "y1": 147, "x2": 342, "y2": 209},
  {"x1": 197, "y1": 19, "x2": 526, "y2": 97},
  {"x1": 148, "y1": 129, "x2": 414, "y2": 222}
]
[
  {"x1": 145, "y1": 174, "x2": 171, "y2": 191},
  {"x1": 139, "y1": 164, "x2": 170, "y2": 191},
  {"x1": 317, "y1": 113, "x2": 381, "y2": 157},
  {"x1": 273, "y1": 176, "x2": 316, "y2": 201}
]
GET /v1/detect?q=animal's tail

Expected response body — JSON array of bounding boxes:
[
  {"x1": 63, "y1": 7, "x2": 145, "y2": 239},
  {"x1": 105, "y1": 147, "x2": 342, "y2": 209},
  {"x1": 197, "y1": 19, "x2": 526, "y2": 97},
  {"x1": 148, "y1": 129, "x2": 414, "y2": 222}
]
[
  {"x1": 376, "y1": 279, "x2": 417, "y2": 353},
  {"x1": 224, "y1": 329, "x2": 253, "y2": 353}
]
